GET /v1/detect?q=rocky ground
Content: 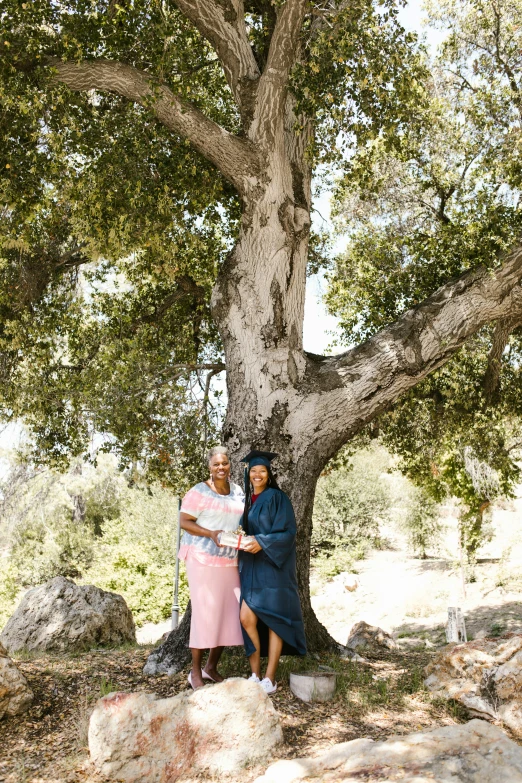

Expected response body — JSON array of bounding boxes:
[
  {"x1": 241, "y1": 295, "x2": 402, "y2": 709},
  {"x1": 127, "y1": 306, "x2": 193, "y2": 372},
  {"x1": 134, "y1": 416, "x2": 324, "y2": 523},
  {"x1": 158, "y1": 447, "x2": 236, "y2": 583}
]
[{"x1": 0, "y1": 644, "x2": 468, "y2": 783}]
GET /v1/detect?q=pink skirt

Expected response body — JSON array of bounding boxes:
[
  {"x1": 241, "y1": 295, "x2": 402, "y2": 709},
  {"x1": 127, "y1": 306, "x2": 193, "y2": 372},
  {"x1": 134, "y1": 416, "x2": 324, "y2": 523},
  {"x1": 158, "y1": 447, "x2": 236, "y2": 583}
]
[{"x1": 186, "y1": 557, "x2": 243, "y2": 648}]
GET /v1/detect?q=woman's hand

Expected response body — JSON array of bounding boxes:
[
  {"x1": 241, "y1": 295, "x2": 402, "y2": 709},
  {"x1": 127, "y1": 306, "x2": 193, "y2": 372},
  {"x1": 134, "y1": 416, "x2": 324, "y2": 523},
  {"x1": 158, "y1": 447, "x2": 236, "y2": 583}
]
[
  {"x1": 243, "y1": 538, "x2": 262, "y2": 554},
  {"x1": 208, "y1": 529, "x2": 224, "y2": 546}
]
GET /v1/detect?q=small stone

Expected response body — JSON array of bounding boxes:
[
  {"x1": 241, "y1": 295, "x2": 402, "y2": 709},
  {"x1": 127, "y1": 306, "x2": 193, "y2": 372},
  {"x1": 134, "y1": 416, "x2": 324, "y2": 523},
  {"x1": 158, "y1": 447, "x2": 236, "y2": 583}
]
[
  {"x1": 0, "y1": 576, "x2": 136, "y2": 654},
  {"x1": 89, "y1": 678, "x2": 282, "y2": 781}
]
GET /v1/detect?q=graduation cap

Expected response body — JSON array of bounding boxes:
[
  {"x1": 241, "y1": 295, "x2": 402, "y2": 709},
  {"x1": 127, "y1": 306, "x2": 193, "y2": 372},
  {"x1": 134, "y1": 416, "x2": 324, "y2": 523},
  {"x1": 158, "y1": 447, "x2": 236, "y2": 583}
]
[
  {"x1": 241, "y1": 450, "x2": 278, "y2": 469},
  {"x1": 241, "y1": 451, "x2": 278, "y2": 490}
]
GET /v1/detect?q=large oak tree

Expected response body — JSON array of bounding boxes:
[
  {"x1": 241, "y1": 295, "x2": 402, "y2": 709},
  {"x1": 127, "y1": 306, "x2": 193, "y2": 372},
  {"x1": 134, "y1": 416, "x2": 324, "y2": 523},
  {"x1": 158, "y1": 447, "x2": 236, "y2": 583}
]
[{"x1": 2, "y1": 0, "x2": 522, "y2": 671}]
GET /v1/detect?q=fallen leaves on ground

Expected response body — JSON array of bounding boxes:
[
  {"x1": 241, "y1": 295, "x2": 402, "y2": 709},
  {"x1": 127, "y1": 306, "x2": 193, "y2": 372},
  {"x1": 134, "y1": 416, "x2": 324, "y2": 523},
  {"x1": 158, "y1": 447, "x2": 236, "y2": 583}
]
[{"x1": 0, "y1": 644, "x2": 470, "y2": 783}]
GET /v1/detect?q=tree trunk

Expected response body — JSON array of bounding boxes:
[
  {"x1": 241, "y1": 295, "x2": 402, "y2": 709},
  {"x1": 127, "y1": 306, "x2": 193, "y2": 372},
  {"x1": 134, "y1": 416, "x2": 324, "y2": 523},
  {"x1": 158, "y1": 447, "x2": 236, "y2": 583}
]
[
  {"x1": 211, "y1": 132, "x2": 340, "y2": 653},
  {"x1": 143, "y1": 602, "x2": 192, "y2": 676},
  {"x1": 144, "y1": 125, "x2": 339, "y2": 674}
]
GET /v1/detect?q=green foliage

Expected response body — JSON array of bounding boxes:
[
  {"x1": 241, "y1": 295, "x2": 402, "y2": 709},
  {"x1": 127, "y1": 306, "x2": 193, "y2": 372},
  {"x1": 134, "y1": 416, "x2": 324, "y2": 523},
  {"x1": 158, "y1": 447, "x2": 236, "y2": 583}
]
[
  {"x1": 4, "y1": 463, "x2": 101, "y2": 585},
  {"x1": 0, "y1": 1, "x2": 236, "y2": 484},
  {"x1": 99, "y1": 676, "x2": 119, "y2": 696},
  {"x1": 0, "y1": 0, "x2": 425, "y2": 477},
  {"x1": 0, "y1": 559, "x2": 21, "y2": 629},
  {"x1": 0, "y1": 452, "x2": 187, "y2": 628},
  {"x1": 312, "y1": 546, "x2": 364, "y2": 579},
  {"x1": 325, "y1": 0, "x2": 522, "y2": 553},
  {"x1": 376, "y1": 336, "x2": 520, "y2": 558},
  {"x1": 312, "y1": 446, "x2": 392, "y2": 567},
  {"x1": 400, "y1": 487, "x2": 443, "y2": 559},
  {"x1": 292, "y1": 0, "x2": 427, "y2": 164},
  {"x1": 82, "y1": 486, "x2": 189, "y2": 626}
]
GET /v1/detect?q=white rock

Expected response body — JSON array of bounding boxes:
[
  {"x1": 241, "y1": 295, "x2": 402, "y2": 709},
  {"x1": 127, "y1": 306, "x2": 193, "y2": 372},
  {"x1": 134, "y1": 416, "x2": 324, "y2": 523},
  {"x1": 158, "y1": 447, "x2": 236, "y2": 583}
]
[
  {"x1": 89, "y1": 678, "x2": 282, "y2": 781},
  {"x1": 425, "y1": 634, "x2": 522, "y2": 735},
  {"x1": 0, "y1": 642, "x2": 33, "y2": 720},
  {"x1": 346, "y1": 620, "x2": 398, "y2": 651},
  {"x1": 0, "y1": 576, "x2": 136, "y2": 654},
  {"x1": 255, "y1": 719, "x2": 522, "y2": 783},
  {"x1": 290, "y1": 671, "x2": 336, "y2": 703}
]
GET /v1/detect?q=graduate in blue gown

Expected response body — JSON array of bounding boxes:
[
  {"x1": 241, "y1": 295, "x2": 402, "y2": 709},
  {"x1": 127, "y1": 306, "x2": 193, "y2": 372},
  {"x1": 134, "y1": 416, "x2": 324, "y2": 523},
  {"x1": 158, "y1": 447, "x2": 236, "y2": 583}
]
[{"x1": 239, "y1": 451, "x2": 306, "y2": 694}]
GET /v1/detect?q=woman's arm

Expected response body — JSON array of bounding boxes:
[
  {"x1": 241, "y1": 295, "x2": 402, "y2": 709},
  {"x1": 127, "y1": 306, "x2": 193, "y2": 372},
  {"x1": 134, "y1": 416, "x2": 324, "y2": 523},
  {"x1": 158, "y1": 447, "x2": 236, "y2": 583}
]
[
  {"x1": 180, "y1": 512, "x2": 223, "y2": 547},
  {"x1": 243, "y1": 537, "x2": 262, "y2": 553}
]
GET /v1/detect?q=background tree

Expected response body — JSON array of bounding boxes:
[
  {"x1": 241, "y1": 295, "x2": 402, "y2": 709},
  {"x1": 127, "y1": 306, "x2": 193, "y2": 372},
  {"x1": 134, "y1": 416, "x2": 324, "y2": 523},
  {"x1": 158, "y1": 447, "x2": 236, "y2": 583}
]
[
  {"x1": 0, "y1": 451, "x2": 188, "y2": 628},
  {"x1": 399, "y1": 487, "x2": 443, "y2": 560},
  {"x1": 312, "y1": 445, "x2": 391, "y2": 562},
  {"x1": 2, "y1": 0, "x2": 522, "y2": 671},
  {"x1": 326, "y1": 0, "x2": 522, "y2": 564}
]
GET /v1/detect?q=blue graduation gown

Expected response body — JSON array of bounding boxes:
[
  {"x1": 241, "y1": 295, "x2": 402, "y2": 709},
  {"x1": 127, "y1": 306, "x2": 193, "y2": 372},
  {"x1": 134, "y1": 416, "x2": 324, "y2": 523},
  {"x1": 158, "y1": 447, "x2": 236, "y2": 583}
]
[{"x1": 239, "y1": 488, "x2": 307, "y2": 657}]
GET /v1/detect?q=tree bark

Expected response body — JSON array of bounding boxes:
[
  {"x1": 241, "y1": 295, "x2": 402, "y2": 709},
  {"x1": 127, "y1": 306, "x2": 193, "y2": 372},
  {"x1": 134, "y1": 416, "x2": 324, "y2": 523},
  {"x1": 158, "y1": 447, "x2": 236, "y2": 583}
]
[
  {"x1": 50, "y1": 59, "x2": 258, "y2": 194},
  {"x1": 143, "y1": 602, "x2": 192, "y2": 675},
  {"x1": 484, "y1": 315, "x2": 522, "y2": 404}
]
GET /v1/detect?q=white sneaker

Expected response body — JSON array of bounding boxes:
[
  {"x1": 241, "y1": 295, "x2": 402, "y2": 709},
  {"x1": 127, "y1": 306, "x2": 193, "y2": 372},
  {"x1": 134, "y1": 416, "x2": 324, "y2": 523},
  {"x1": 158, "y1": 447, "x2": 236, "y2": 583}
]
[
  {"x1": 248, "y1": 673, "x2": 261, "y2": 683},
  {"x1": 260, "y1": 677, "x2": 277, "y2": 694}
]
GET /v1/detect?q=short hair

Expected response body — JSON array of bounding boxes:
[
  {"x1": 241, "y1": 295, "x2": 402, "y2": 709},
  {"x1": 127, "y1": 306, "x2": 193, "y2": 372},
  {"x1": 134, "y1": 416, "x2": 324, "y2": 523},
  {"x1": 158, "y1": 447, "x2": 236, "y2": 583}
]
[{"x1": 207, "y1": 446, "x2": 230, "y2": 464}]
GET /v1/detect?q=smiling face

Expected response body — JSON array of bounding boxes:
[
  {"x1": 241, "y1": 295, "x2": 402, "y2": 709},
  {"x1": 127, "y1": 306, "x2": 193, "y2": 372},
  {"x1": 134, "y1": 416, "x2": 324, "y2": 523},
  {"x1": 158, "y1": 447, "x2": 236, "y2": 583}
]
[
  {"x1": 249, "y1": 464, "x2": 269, "y2": 494},
  {"x1": 209, "y1": 453, "x2": 231, "y2": 483}
]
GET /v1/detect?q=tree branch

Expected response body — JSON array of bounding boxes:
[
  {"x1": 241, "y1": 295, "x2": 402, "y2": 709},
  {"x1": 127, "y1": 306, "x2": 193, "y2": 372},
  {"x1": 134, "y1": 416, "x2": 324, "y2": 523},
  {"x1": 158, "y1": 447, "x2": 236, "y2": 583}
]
[
  {"x1": 50, "y1": 58, "x2": 258, "y2": 193},
  {"x1": 483, "y1": 314, "x2": 522, "y2": 404},
  {"x1": 294, "y1": 244, "x2": 522, "y2": 459},
  {"x1": 171, "y1": 0, "x2": 260, "y2": 114},
  {"x1": 251, "y1": 0, "x2": 309, "y2": 141}
]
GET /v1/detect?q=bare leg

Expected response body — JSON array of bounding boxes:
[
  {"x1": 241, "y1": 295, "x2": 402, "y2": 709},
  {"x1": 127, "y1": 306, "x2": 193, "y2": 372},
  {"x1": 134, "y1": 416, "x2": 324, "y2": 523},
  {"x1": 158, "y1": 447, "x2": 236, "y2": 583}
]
[
  {"x1": 240, "y1": 602, "x2": 261, "y2": 678},
  {"x1": 190, "y1": 648, "x2": 205, "y2": 688},
  {"x1": 204, "y1": 646, "x2": 225, "y2": 682},
  {"x1": 265, "y1": 629, "x2": 283, "y2": 684}
]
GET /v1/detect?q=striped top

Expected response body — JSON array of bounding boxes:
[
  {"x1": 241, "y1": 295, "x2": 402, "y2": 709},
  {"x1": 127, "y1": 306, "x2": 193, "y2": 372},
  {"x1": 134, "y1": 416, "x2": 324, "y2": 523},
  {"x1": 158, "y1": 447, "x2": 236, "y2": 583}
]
[{"x1": 178, "y1": 481, "x2": 245, "y2": 567}]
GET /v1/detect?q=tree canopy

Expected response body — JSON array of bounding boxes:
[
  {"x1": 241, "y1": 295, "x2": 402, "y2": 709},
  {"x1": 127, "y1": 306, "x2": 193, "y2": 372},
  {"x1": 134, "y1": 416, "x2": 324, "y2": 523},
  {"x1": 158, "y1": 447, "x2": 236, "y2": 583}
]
[
  {"x1": 0, "y1": 0, "x2": 427, "y2": 488},
  {"x1": 1, "y1": 0, "x2": 521, "y2": 531}
]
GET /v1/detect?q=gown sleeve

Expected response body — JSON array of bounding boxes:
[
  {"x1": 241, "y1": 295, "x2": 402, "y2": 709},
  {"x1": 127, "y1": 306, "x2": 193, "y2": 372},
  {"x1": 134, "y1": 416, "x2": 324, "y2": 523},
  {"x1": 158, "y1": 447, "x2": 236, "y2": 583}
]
[{"x1": 255, "y1": 492, "x2": 296, "y2": 569}]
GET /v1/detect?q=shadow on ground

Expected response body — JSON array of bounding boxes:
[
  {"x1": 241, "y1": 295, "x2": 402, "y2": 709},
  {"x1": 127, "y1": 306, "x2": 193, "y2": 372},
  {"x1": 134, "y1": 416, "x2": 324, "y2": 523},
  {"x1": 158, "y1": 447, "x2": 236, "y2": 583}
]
[{"x1": 394, "y1": 600, "x2": 522, "y2": 646}]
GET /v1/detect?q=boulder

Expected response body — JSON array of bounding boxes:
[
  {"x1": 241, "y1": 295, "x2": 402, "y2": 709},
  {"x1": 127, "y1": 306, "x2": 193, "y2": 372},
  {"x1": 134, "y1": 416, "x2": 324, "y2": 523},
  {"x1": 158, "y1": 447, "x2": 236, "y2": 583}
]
[
  {"x1": 346, "y1": 621, "x2": 398, "y2": 652},
  {"x1": 425, "y1": 633, "x2": 522, "y2": 736},
  {"x1": 0, "y1": 576, "x2": 136, "y2": 654},
  {"x1": 254, "y1": 719, "x2": 522, "y2": 783},
  {"x1": 88, "y1": 678, "x2": 282, "y2": 781},
  {"x1": 0, "y1": 642, "x2": 33, "y2": 720}
]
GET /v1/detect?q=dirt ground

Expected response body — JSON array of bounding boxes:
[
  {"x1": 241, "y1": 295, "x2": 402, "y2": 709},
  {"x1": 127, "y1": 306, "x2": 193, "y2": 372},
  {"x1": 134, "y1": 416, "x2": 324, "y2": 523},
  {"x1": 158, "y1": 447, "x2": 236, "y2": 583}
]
[
  {"x1": 0, "y1": 644, "x2": 467, "y2": 783},
  {"x1": 311, "y1": 485, "x2": 522, "y2": 649}
]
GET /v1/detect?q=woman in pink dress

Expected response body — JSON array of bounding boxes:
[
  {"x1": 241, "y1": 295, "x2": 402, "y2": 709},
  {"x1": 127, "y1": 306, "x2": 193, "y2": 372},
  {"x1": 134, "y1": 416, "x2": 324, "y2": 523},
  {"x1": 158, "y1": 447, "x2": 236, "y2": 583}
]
[{"x1": 179, "y1": 446, "x2": 245, "y2": 688}]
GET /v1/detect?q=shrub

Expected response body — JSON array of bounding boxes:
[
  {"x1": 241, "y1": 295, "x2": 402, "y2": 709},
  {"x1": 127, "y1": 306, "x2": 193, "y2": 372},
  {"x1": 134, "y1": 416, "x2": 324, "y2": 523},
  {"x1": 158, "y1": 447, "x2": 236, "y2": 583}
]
[
  {"x1": 0, "y1": 559, "x2": 22, "y2": 629},
  {"x1": 82, "y1": 486, "x2": 189, "y2": 626},
  {"x1": 312, "y1": 445, "x2": 392, "y2": 557},
  {"x1": 400, "y1": 487, "x2": 444, "y2": 558}
]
